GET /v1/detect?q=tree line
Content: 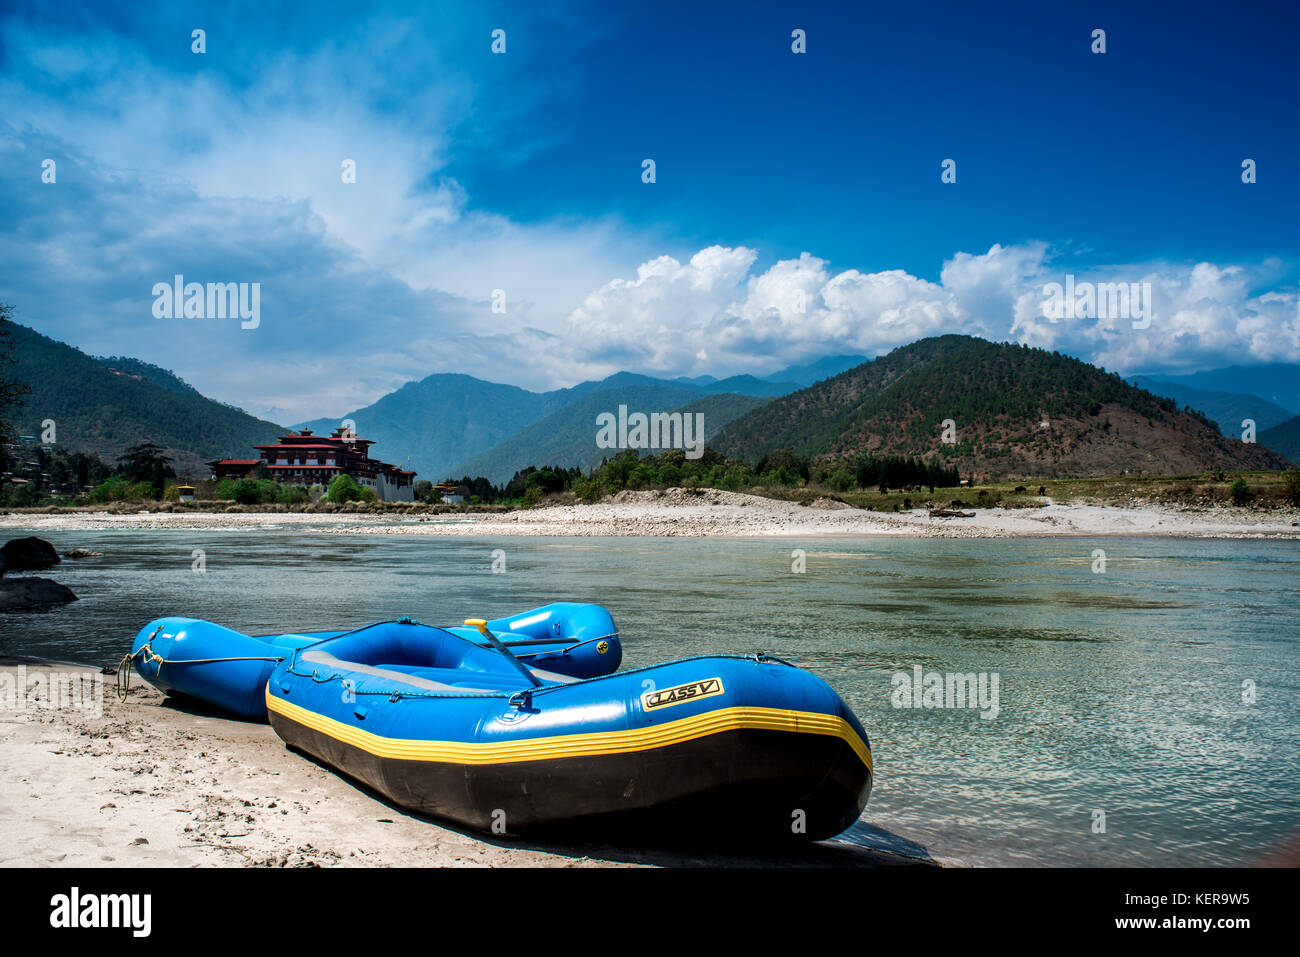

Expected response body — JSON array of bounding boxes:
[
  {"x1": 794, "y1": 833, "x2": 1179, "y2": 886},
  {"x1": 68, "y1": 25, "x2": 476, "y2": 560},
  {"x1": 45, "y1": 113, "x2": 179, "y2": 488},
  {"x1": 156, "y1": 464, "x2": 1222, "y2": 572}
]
[{"x1": 405, "y1": 448, "x2": 965, "y2": 506}]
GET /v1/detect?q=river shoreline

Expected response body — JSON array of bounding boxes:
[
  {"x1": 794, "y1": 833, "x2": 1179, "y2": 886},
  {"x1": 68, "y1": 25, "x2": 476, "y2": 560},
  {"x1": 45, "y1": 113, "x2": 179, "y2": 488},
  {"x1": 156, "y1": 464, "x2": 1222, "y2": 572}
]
[{"x1": 2, "y1": 488, "x2": 1298, "y2": 538}]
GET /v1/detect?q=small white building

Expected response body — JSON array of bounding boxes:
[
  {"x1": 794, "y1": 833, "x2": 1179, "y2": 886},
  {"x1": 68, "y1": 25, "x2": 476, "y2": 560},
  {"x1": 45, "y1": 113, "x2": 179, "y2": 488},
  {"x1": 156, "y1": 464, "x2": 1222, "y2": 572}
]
[{"x1": 434, "y1": 481, "x2": 468, "y2": 504}]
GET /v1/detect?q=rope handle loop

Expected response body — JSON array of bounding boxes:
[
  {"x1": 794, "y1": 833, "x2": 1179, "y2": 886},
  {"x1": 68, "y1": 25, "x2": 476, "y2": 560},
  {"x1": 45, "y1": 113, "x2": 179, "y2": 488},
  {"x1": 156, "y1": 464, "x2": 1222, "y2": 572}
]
[{"x1": 114, "y1": 632, "x2": 284, "y2": 703}]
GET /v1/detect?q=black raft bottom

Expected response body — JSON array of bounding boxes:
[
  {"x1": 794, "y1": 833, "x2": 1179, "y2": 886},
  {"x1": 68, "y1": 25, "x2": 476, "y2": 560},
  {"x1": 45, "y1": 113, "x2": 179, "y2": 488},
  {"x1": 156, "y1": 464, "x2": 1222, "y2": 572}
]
[{"x1": 269, "y1": 712, "x2": 872, "y2": 843}]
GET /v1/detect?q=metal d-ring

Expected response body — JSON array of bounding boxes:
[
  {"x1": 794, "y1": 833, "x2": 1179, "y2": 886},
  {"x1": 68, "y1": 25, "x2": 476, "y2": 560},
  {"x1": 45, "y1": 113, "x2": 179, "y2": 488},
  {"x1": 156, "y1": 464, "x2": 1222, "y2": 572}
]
[{"x1": 508, "y1": 689, "x2": 533, "y2": 710}]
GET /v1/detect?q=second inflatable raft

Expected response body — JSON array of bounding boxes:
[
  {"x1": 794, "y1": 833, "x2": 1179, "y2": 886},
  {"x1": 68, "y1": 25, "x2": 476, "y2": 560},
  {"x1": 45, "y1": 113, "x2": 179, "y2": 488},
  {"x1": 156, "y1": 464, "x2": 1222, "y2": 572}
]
[{"x1": 129, "y1": 602, "x2": 620, "y2": 719}]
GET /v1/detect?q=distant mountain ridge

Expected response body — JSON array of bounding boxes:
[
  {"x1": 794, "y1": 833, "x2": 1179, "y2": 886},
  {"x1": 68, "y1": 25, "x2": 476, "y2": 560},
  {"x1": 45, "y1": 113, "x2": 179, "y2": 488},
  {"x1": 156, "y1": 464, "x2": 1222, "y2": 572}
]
[
  {"x1": 711, "y1": 336, "x2": 1290, "y2": 480},
  {"x1": 761, "y1": 354, "x2": 867, "y2": 386},
  {"x1": 1259, "y1": 414, "x2": 1300, "y2": 464},
  {"x1": 294, "y1": 359, "x2": 828, "y2": 480},
  {"x1": 295, "y1": 373, "x2": 559, "y2": 477},
  {"x1": 1128, "y1": 376, "x2": 1294, "y2": 437},
  {"x1": 670, "y1": 355, "x2": 866, "y2": 391},
  {"x1": 1138, "y1": 364, "x2": 1300, "y2": 416},
  {"x1": 447, "y1": 388, "x2": 769, "y2": 484}
]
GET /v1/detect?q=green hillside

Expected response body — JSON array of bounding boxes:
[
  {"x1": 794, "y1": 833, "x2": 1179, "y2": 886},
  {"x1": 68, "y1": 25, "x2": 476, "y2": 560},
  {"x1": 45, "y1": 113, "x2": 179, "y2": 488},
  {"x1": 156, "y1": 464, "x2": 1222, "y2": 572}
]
[
  {"x1": 96, "y1": 355, "x2": 205, "y2": 398},
  {"x1": 711, "y1": 336, "x2": 1291, "y2": 481},
  {"x1": 2, "y1": 317, "x2": 286, "y2": 475}
]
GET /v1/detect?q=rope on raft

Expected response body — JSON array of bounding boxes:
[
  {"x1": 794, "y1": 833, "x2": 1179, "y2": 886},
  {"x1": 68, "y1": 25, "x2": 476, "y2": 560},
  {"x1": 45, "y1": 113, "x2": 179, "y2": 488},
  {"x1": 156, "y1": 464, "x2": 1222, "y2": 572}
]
[{"x1": 115, "y1": 643, "x2": 284, "y2": 702}]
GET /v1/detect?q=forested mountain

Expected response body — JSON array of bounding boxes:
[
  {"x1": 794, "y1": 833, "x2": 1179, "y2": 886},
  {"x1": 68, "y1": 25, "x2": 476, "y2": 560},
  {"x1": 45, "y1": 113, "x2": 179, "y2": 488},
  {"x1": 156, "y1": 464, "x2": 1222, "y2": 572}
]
[
  {"x1": 1, "y1": 318, "x2": 285, "y2": 475},
  {"x1": 711, "y1": 336, "x2": 1290, "y2": 480}
]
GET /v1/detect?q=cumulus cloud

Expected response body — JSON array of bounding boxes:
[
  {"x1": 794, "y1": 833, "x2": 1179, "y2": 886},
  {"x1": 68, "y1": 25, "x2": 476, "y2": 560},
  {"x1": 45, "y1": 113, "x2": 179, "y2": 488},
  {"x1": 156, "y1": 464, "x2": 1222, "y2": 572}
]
[
  {"x1": 565, "y1": 241, "x2": 1300, "y2": 381},
  {"x1": 564, "y1": 246, "x2": 973, "y2": 378},
  {"x1": 1012, "y1": 259, "x2": 1300, "y2": 373},
  {"x1": 567, "y1": 247, "x2": 760, "y2": 369}
]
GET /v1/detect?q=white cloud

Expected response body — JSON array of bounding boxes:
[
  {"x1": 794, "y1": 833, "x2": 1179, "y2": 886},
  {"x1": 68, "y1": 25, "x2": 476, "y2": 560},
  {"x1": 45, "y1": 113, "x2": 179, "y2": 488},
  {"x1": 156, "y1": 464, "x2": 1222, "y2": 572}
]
[
  {"x1": 1012, "y1": 259, "x2": 1300, "y2": 372},
  {"x1": 568, "y1": 241, "x2": 1300, "y2": 380}
]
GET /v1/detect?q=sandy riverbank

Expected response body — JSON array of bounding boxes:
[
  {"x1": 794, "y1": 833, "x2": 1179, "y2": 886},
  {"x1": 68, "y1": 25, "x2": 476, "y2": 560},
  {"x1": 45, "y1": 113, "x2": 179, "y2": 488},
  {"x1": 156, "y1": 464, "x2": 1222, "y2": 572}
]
[
  {"x1": 0, "y1": 659, "x2": 919, "y2": 868},
  {"x1": 3, "y1": 488, "x2": 1298, "y2": 538}
]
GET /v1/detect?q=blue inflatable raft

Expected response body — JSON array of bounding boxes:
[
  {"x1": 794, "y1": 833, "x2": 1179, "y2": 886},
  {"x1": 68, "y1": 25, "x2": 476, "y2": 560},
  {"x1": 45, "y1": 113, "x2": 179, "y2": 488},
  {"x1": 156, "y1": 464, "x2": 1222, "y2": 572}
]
[
  {"x1": 126, "y1": 603, "x2": 873, "y2": 840},
  {"x1": 128, "y1": 602, "x2": 621, "y2": 719}
]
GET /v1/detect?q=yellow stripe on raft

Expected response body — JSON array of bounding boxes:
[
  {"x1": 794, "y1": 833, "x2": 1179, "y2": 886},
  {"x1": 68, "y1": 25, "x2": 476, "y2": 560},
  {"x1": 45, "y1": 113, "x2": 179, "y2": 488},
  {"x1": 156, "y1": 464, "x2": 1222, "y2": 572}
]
[{"x1": 265, "y1": 687, "x2": 873, "y2": 773}]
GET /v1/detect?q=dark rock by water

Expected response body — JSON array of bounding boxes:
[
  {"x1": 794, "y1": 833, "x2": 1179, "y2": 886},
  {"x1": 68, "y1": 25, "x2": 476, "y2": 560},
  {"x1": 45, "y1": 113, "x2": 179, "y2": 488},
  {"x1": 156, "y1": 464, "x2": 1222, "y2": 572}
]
[
  {"x1": 0, "y1": 576, "x2": 78, "y2": 610},
  {"x1": 0, "y1": 537, "x2": 61, "y2": 573}
]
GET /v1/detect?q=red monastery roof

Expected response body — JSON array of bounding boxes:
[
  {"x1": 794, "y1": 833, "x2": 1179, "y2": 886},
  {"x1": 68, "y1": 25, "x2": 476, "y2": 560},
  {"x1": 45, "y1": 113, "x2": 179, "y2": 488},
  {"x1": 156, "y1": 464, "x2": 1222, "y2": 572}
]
[{"x1": 254, "y1": 443, "x2": 346, "y2": 451}]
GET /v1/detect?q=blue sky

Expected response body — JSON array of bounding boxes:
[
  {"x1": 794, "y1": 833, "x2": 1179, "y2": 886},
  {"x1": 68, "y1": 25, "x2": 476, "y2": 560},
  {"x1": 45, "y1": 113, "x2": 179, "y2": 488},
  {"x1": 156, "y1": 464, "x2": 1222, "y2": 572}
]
[{"x1": 2, "y1": 0, "x2": 1298, "y2": 421}]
